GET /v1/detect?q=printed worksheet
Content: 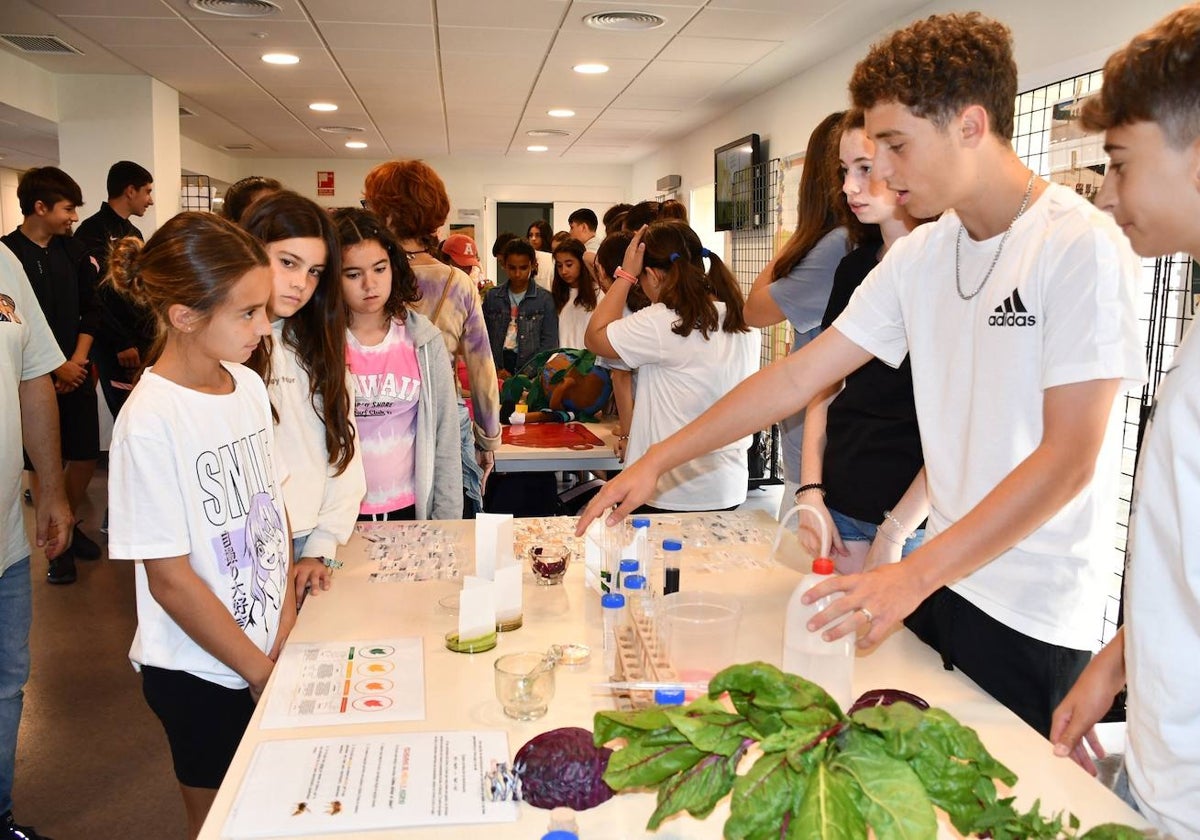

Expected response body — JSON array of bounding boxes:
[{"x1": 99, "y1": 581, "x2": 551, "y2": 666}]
[
  {"x1": 223, "y1": 732, "x2": 519, "y2": 837},
  {"x1": 260, "y1": 638, "x2": 424, "y2": 729},
  {"x1": 359, "y1": 522, "x2": 465, "y2": 582}
]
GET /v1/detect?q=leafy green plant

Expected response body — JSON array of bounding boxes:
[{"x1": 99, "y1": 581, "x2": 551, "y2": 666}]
[{"x1": 593, "y1": 662, "x2": 1145, "y2": 839}]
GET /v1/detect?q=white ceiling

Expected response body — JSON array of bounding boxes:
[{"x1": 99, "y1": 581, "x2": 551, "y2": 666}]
[{"x1": 0, "y1": 0, "x2": 931, "y2": 168}]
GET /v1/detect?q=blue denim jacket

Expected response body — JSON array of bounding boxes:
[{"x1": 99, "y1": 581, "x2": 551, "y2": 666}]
[{"x1": 482, "y1": 282, "x2": 559, "y2": 374}]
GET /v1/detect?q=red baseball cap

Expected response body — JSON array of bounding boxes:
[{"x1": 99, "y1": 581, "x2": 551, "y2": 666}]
[{"x1": 442, "y1": 233, "x2": 480, "y2": 267}]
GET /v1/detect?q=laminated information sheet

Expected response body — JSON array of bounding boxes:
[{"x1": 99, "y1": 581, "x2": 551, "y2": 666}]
[
  {"x1": 260, "y1": 638, "x2": 424, "y2": 729},
  {"x1": 223, "y1": 731, "x2": 519, "y2": 837}
]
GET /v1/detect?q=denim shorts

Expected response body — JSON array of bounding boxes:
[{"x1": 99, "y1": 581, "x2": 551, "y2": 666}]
[{"x1": 828, "y1": 508, "x2": 924, "y2": 557}]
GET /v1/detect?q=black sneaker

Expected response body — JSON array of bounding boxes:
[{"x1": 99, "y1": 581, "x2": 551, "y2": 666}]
[
  {"x1": 46, "y1": 551, "x2": 77, "y2": 585},
  {"x1": 72, "y1": 525, "x2": 102, "y2": 560},
  {"x1": 1, "y1": 810, "x2": 54, "y2": 840}
]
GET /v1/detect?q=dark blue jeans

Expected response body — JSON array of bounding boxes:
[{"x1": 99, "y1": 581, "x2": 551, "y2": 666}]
[{"x1": 0, "y1": 557, "x2": 32, "y2": 813}]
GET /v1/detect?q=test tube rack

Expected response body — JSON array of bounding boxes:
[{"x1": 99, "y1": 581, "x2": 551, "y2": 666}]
[{"x1": 612, "y1": 600, "x2": 677, "y2": 710}]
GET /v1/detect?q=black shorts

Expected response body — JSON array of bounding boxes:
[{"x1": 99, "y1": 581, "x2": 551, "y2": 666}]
[
  {"x1": 904, "y1": 587, "x2": 1091, "y2": 738},
  {"x1": 22, "y1": 381, "x2": 100, "y2": 468},
  {"x1": 141, "y1": 665, "x2": 256, "y2": 789}
]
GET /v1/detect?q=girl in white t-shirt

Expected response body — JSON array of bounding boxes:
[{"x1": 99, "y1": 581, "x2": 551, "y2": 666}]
[
  {"x1": 333, "y1": 209, "x2": 462, "y2": 521},
  {"x1": 551, "y1": 237, "x2": 602, "y2": 350},
  {"x1": 586, "y1": 220, "x2": 760, "y2": 511},
  {"x1": 105, "y1": 213, "x2": 295, "y2": 837},
  {"x1": 239, "y1": 191, "x2": 365, "y2": 603}
]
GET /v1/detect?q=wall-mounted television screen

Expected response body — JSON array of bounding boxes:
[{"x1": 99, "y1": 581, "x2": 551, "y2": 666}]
[{"x1": 714, "y1": 133, "x2": 761, "y2": 232}]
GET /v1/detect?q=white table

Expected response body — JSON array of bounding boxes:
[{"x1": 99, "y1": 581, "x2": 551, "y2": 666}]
[
  {"x1": 493, "y1": 421, "x2": 621, "y2": 473},
  {"x1": 199, "y1": 513, "x2": 1149, "y2": 839}
]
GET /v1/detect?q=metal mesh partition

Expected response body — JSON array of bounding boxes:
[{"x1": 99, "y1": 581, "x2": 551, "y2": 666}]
[
  {"x1": 730, "y1": 158, "x2": 785, "y2": 485},
  {"x1": 181, "y1": 174, "x2": 212, "y2": 212},
  {"x1": 1015, "y1": 71, "x2": 1196, "y2": 649}
]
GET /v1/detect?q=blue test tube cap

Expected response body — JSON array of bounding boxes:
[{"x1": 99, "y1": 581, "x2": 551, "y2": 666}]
[
  {"x1": 623, "y1": 574, "x2": 646, "y2": 590},
  {"x1": 619, "y1": 558, "x2": 639, "y2": 573},
  {"x1": 663, "y1": 538, "x2": 683, "y2": 551},
  {"x1": 601, "y1": 593, "x2": 626, "y2": 609},
  {"x1": 654, "y1": 687, "x2": 686, "y2": 706},
  {"x1": 542, "y1": 832, "x2": 579, "y2": 840},
  {"x1": 631, "y1": 517, "x2": 652, "y2": 528}
]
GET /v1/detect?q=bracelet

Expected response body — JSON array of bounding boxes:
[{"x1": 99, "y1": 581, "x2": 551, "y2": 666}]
[
  {"x1": 876, "y1": 527, "x2": 905, "y2": 546},
  {"x1": 614, "y1": 267, "x2": 639, "y2": 285},
  {"x1": 795, "y1": 482, "x2": 826, "y2": 498},
  {"x1": 320, "y1": 556, "x2": 343, "y2": 570},
  {"x1": 616, "y1": 434, "x2": 629, "y2": 441}
]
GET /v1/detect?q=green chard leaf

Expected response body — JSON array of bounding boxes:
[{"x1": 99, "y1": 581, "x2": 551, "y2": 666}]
[
  {"x1": 647, "y1": 749, "x2": 742, "y2": 830},
  {"x1": 829, "y1": 737, "x2": 937, "y2": 840},
  {"x1": 1079, "y1": 824, "x2": 1152, "y2": 840},
  {"x1": 593, "y1": 707, "x2": 674, "y2": 745},
  {"x1": 602, "y1": 739, "x2": 707, "y2": 790},
  {"x1": 788, "y1": 763, "x2": 866, "y2": 840},
  {"x1": 760, "y1": 707, "x2": 841, "y2": 755},
  {"x1": 711, "y1": 662, "x2": 844, "y2": 722},
  {"x1": 664, "y1": 700, "x2": 756, "y2": 757},
  {"x1": 725, "y1": 751, "x2": 800, "y2": 840}
]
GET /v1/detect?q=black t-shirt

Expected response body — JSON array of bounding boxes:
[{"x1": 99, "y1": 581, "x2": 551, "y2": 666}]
[
  {"x1": 1, "y1": 229, "x2": 99, "y2": 357},
  {"x1": 820, "y1": 243, "x2": 924, "y2": 524},
  {"x1": 74, "y1": 203, "x2": 154, "y2": 354}
]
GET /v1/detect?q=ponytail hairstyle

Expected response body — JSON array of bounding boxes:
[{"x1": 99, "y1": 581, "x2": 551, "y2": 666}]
[
  {"x1": 331, "y1": 208, "x2": 421, "y2": 321},
  {"x1": 550, "y1": 238, "x2": 597, "y2": 314},
  {"x1": 835, "y1": 110, "x2": 883, "y2": 249},
  {"x1": 771, "y1": 110, "x2": 846, "y2": 280},
  {"x1": 640, "y1": 220, "x2": 748, "y2": 339},
  {"x1": 221, "y1": 175, "x2": 282, "y2": 223},
  {"x1": 596, "y1": 231, "x2": 650, "y2": 313},
  {"x1": 239, "y1": 190, "x2": 356, "y2": 475},
  {"x1": 106, "y1": 212, "x2": 269, "y2": 366}
]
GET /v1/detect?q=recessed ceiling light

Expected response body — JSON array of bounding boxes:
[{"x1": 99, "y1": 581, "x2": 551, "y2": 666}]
[
  {"x1": 547, "y1": 108, "x2": 575, "y2": 118},
  {"x1": 345, "y1": 141, "x2": 368, "y2": 149},
  {"x1": 527, "y1": 129, "x2": 570, "y2": 138},
  {"x1": 573, "y1": 63, "x2": 609, "y2": 75},
  {"x1": 309, "y1": 102, "x2": 338, "y2": 112},
  {"x1": 261, "y1": 52, "x2": 299, "y2": 65},
  {"x1": 583, "y1": 11, "x2": 665, "y2": 31},
  {"x1": 526, "y1": 145, "x2": 549, "y2": 152}
]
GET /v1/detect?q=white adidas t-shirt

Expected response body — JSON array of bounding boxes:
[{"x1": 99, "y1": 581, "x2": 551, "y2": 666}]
[
  {"x1": 557, "y1": 287, "x2": 603, "y2": 350},
  {"x1": 1123, "y1": 321, "x2": 1200, "y2": 838},
  {"x1": 834, "y1": 184, "x2": 1143, "y2": 649},
  {"x1": 608, "y1": 302, "x2": 760, "y2": 510},
  {"x1": 109, "y1": 362, "x2": 290, "y2": 689}
]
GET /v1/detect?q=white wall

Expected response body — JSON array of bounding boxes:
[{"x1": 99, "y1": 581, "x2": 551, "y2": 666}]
[
  {"x1": 630, "y1": 0, "x2": 1183, "y2": 200},
  {"x1": 0, "y1": 168, "x2": 21, "y2": 233},
  {"x1": 0, "y1": 49, "x2": 56, "y2": 124}
]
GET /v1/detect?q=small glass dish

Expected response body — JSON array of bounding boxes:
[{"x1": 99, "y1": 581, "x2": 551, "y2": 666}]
[
  {"x1": 530, "y1": 544, "x2": 571, "y2": 585},
  {"x1": 444, "y1": 630, "x2": 498, "y2": 654}
]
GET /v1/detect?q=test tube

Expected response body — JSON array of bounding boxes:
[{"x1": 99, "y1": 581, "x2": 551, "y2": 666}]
[{"x1": 662, "y1": 538, "x2": 682, "y2": 595}]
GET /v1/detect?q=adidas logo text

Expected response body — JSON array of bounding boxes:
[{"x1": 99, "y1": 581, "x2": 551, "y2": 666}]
[{"x1": 988, "y1": 287, "x2": 1037, "y2": 327}]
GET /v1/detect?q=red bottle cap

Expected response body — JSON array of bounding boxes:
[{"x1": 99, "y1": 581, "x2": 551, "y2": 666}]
[{"x1": 812, "y1": 557, "x2": 834, "y2": 575}]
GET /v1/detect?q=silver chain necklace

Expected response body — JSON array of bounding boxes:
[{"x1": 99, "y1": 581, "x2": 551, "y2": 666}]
[{"x1": 955, "y1": 172, "x2": 1037, "y2": 301}]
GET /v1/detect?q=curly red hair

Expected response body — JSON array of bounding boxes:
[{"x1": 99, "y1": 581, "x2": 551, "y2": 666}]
[{"x1": 363, "y1": 159, "x2": 451, "y2": 239}]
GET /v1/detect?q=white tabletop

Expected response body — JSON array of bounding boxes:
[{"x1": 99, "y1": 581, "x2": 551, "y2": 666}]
[
  {"x1": 494, "y1": 421, "x2": 621, "y2": 473},
  {"x1": 199, "y1": 513, "x2": 1148, "y2": 839}
]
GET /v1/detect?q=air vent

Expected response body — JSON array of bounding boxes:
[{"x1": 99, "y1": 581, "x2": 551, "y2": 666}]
[
  {"x1": 583, "y1": 11, "x2": 666, "y2": 31},
  {"x1": 219, "y1": 143, "x2": 255, "y2": 151},
  {"x1": 188, "y1": 0, "x2": 280, "y2": 18},
  {"x1": 178, "y1": 106, "x2": 198, "y2": 117},
  {"x1": 318, "y1": 125, "x2": 365, "y2": 135},
  {"x1": 0, "y1": 34, "x2": 84, "y2": 55},
  {"x1": 527, "y1": 129, "x2": 571, "y2": 138}
]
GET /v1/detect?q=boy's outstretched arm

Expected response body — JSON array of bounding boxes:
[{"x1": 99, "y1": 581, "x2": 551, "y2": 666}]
[{"x1": 575, "y1": 327, "x2": 873, "y2": 532}]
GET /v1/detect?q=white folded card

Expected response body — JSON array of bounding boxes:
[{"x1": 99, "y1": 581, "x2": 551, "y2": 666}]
[
  {"x1": 459, "y1": 576, "x2": 495, "y2": 640},
  {"x1": 494, "y1": 564, "x2": 522, "y2": 622},
  {"x1": 475, "y1": 513, "x2": 515, "y2": 580}
]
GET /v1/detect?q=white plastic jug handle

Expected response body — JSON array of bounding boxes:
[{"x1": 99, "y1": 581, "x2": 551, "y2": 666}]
[{"x1": 774, "y1": 504, "x2": 830, "y2": 562}]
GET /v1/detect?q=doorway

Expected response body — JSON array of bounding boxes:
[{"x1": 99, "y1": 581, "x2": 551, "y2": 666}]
[{"x1": 495, "y1": 201, "x2": 553, "y2": 285}]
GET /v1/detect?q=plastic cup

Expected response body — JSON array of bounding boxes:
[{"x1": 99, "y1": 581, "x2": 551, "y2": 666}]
[
  {"x1": 659, "y1": 591, "x2": 742, "y2": 685},
  {"x1": 494, "y1": 652, "x2": 557, "y2": 720}
]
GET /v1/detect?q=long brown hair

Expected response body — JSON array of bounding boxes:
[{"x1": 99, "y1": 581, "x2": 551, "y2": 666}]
[
  {"x1": 772, "y1": 111, "x2": 845, "y2": 280},
  {"x1": 240, "y1": 191, "x2": 356, "y2": 475},
  {"x1": 106, "y1": 212, "x2": 268, "y2": 365},
  {"x1": 550, "y1": 238, "x2": 597, "y2": 314},
  {"x1": 641, "y1": 220, "x2": 748, "y2": 339},
  {"x1": 332, "y1": 208, "x2": 422, "y2": 320}
]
